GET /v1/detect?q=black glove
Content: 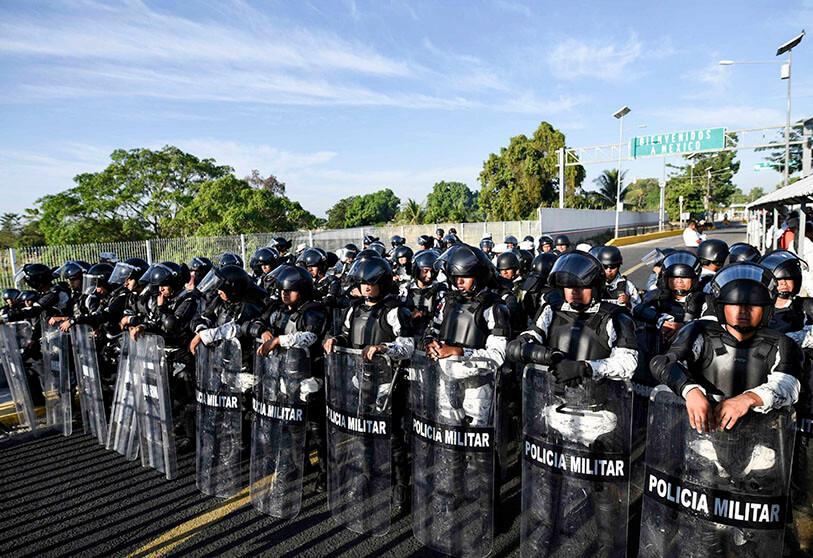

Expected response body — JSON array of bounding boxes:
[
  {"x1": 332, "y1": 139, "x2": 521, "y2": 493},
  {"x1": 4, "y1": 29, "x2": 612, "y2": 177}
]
[
  {"x1": 550, "y1": 359, "x2": 591, "y2": 385},
  {"x1": 506, "y1": 339, "x2": 564, "y2": 366}
]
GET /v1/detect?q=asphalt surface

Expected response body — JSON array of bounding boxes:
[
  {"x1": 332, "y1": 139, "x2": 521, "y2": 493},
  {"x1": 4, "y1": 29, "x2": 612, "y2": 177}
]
[{"x1": 0, "y1": 226, "x2": 747, "y2": 558}]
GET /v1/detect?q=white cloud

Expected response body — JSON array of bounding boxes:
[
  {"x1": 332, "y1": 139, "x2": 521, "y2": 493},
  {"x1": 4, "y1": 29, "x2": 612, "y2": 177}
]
[{"x1": 547, "y1": 35, "x2": 643, "y2": 81}]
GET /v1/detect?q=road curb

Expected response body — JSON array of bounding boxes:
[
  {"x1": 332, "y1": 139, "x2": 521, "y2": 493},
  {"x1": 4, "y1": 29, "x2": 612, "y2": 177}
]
[
  {"x1": 0, "y1": 401, "x2": 45, "y2": 427},
  {"x1": 608, "y1": 229, "x2": 682, "y2": 247}
]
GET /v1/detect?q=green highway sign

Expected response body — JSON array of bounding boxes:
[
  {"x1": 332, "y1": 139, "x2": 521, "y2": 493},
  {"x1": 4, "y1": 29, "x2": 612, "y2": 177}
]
[
  {"x1": 754, "y1": 161, "x2": 780, "y2": 171},
  {"x1": 629, "y1": 127, "x2": 726, "y2": 159}
]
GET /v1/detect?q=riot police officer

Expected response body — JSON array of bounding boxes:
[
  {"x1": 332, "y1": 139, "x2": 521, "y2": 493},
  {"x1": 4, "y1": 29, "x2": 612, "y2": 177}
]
[
  {"x1": 697, "y1": 238, "x2": 729, "y2": 292},
  {"x1": 554, "y1": 234, "x2": 571, "y2": 254},
  {"x1": 251, "y1": 247, "x2": 281, "y2": 293},
  {"x1": 399, "y1": 249, "x2": 446, "y2": 339},
  {"x1": 323, "y1": 255, "x2": 415, "y2": 514},
  {"x1": 391, "y1": 245, "x2": 413, "y2": 285},
  {"x1": 250, "y1": 265, "x2": 329, "y2": 491},
  {"x1": 595, "y1": 245, "x2": 641, "y2": 309},
  {"x1": 728, "y1": 242, "x2": 761, "y2": 264},
  {"x1": 495, "y1": 251, "x2": 527, "y2": 334},
  {"x1": 759, "y1": 250, "x2": 810, "y2": 335},
  {"x1": 520, "y1": 252, "x2": 559, "y2": 321}
]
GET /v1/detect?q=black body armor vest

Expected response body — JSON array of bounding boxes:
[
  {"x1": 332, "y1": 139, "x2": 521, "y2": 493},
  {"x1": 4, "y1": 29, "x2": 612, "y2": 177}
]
[
  {"x1": 695, "y1": 328, "x2": 779, "y2": 399},
  {"x1": 349, "y1": 299, "x2": 397, "y2": 349},
  {"x1": 546, "y1": 302, "x2": 619, "y2": 361},
  {"x1": 437, "y1": 292, "x2": 493, "y2": 349}
]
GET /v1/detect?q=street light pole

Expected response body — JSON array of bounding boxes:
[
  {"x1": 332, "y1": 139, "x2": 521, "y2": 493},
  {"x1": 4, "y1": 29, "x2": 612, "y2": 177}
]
[
  {"x1": 783, "y1": 49, "x2": 792, "y2": 189},
  {"x1": 613, "y1": 106, "x2": 630, "y2": 239}
]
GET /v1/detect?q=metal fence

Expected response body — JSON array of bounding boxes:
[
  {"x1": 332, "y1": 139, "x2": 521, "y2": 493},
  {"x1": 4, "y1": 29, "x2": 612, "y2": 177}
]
[{"x1": 1, "y1": 209, "x2": 665, "y2": 289}]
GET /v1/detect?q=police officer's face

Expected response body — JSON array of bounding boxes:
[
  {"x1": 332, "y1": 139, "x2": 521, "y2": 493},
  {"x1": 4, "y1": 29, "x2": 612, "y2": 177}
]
[
  {"x1": 668, "y1": 277, "x2": 692, "y2": 293},
  {"x1": 541, "y1": 244, "x2": 552, "y2": 253},
  {"x1": 261, "y1": 264, "x2": 273, "y2": 274},
  {"x1": 604, "y1": 265, "x2": 619, "y2": 281},
  {"x1": 556, "y1": 244, "x2": 568, "y2": 253},
  {"x1": 125, "y1": 278, "x2": 138, "y2": 291},
  {"x1": 397, "y1": 257, "x2": 408, "y2": 266},
  {"x1": 70, "y1": 277, "x2": 82, "y2": 290},
  {"x1": 723, "y1": 304, "x2": 763, "y2": 329},
  {"x1": 506, "y1": 243, "x2": 516, "y2": 250},
  {"x1": 281, "y1": 289, "x2": 300, "y2": 306},
  {"x1": 418, "y1": 267, "x2": 432, "y2": 284},
  {"x1": 454, "y1": 276, "x2": 475, "y2": 292},
  {"x1": 777, "y1": 278, "x2": 795, "y2": 294},
  {"x1": 499, "y1": 268, "x2": 518, "y2": 280},
  {"x1": 306, "y1": 265, "x2": 320, "y2": 279},
  {"x1": 218, "y1": 289, "x2": 230, "y2": 301},
  {"x1": 158, "y1": 285, "x2": 173, "y2": 297},
  {"x1": 360, "y1": 283, "x2": 380, "y2": 298},
  {"x1": 563, "y1": 287, "x2": 592, "y2": 305}
]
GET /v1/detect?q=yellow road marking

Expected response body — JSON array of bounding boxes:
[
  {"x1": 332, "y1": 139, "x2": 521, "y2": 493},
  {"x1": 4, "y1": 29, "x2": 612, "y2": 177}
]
[{"x1": 128, "y1": 485, "x2": 255, "y2": 558}]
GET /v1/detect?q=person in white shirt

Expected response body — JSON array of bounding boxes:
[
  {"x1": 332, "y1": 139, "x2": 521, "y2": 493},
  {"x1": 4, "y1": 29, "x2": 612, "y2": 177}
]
[{"x1": 682, "y1": 220, "x2": 704, "y2": 247}]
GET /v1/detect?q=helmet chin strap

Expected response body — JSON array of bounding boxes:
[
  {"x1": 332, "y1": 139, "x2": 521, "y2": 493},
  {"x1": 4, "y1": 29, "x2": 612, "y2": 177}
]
[
  {"x1": 777, "y1": 291, "x2": 793, "y2": 299},
  {"x1": 671, "y1": 289, "x2": 690, "y2": 296},
  {"x1": 729, "y1": 323, "x2": 758, "y2": 334}
]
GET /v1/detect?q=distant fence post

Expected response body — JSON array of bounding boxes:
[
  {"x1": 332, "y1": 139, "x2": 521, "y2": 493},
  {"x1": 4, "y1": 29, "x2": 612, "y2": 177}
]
[
  {"x1": 240, "y1": 234, "x2": 247, "y2": 269},
  {"x1": 308, "y1": 230, "x2": 314, "y2": 247},
  {"x1": 145, "y1": 240, "x2": 153, "y2": 264},
  {"x1": 9, "y1": 248, "x2": 17, "y2": 276}
]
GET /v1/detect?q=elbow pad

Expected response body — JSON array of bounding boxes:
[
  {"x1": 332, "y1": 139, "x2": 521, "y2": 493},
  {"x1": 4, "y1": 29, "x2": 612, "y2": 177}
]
[
  {"x1": 650, "y1": 354, "x2": 689, "y2": 395},
  {"x1": 161, "y1": 314, "x2": 178, "y2": 334}
]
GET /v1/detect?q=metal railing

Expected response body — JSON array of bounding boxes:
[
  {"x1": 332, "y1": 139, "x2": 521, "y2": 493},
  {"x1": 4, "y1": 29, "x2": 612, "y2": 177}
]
[{"x1": 1, "y1": 214, "x2": 666, "y2": 289}]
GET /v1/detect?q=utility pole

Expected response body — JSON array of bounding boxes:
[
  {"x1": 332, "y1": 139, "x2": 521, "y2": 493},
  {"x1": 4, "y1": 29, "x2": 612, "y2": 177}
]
[{"x1": 705, "y1": 168, "x2": 712, "y2": 223}]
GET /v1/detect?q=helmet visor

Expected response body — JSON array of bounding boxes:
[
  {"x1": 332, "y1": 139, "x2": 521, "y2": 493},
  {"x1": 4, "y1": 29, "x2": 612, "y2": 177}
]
[
  {"x1": 82, "y1": 274, "x2": 102, "y2": 295},
  {"x1": 109, "y1": 262, "x2": 136, "y2": 286},
  {"x1": 196, "y1": 268, "x2": 223, "y2": 294}
]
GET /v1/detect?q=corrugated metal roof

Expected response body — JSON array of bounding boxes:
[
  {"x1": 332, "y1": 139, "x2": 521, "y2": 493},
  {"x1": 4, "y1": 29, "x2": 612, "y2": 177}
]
[{"x1": 746, "y1": 173, "x2": 813, "y2": 209}]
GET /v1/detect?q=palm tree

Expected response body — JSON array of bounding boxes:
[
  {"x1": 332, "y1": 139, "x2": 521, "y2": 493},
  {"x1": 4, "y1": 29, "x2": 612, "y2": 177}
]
[
  {"x1": 593, "y1": 169, "x2": 628, "y2": 208},
  {"x1": 399, "y1": 199, "x2": 425, "y2": 224}
]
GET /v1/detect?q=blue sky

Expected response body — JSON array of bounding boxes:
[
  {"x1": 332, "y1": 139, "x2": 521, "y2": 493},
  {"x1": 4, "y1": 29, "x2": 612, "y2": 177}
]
[{"x1": 1, "y1": 0, "x2": 811, "y2": 218}]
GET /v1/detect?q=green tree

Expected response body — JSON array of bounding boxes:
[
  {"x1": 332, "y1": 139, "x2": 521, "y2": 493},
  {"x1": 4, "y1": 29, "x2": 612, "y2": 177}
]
[
  {"x1": 755, "y1": 126, "x2": 806, "y2": 178},
  {"x1": 623, "y1": 178, "x2": 661, "y2": 211},
  {"x1": 396, "y1": 199, "x2": 426, "y2": 225},
  {"x1": 424, "y1": 181, "x2": 479, "y2": 223},
  {"x1": 478, "y1": 121, "x2": 585, "y2": 220},
  {"x1": 343, "y1": 189, "x2": 401, "y2": 227},
  {"x1": 663, "y1": 140, "x2": 740, "y2": 219},
  {"x1": 592, "y1": 169, "x2": 628, "y2": 208},
  {"x1": 174, "y1": 175, "x2": 318, "y2": 235},
  {"x1": 33, "y1": 146, "x2": 232, "y2": 244},
  {"x1": 325, "y1": 196, "x2": 357, "y2": 229},
  {"x1": 0, "y1": 213, "x2": 21, "y2": 248}
]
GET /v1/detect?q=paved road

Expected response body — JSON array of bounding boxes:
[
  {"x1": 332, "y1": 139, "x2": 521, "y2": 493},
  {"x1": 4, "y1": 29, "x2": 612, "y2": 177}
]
[
  {"x1": 0, "y1": 227, "x2": 747, "y2": 558},
  {"x1": 617, "y1": 225, "x2": 746, "y2": 290}
]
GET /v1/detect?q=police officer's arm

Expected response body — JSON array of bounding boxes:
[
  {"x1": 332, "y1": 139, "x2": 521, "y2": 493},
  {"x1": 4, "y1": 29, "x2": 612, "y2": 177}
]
[
  {"x1": 6, "y1": 288, "x2": 62, "y2": 321},
  {"x1": 585, "y1": 311, "x2": 638, "y2": 380},
  {"x1": 73, "y1": 293, "x2": 124, "y2": 328},
  {"x1": 198, "y1": 303, "x2": 260, "y2": 346},
  {"x1": 380, "y1": 306, "x2": 415, "y2": 361},
  {"x1": 744, "y1": 335, "x2": 801, "y2": 412},
  {"x1": 423, "y1": 297, "x2": 445, "y2": 346},
  {"x1": 632, "y1": 289, "x2": 667, "y2": 325},
  {"x1": 278, "y1": 306, "x2": 326, "y2": 349},
  {"x1": 650, "y1": 321, "x2": 704, "y2": 397},
  {"x1": 626, "y1": 278, "x2": 642, "y2": 308},
  {"x1": 462, "y1": 301, "x2": 509, "y2": 367}
]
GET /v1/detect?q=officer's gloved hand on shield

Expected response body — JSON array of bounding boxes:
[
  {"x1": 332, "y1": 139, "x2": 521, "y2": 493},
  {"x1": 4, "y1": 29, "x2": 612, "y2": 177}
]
[
  {"x1": 299, "y1": 377, "x2": 322, "y2": 402},
  {"x1": 550, "y1": 359, "x2": 592, "y2": 386}
]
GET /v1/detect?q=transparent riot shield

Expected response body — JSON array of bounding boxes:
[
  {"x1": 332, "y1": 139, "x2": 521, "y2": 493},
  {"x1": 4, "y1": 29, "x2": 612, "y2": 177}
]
[
  {"x1": 793, "y1": 415, "x2": 813, "y2": 553},
  {"x1": 71, "y1": 324, "x2": 107, "y2": 444},
  {"x1": 326, "y1": 347, "x2": 393, "y2": 536},
  {"x1": 196, "y1": 338, "x2": 243, "y2": 498},
  {"x1": 520, "y1": 365, "x2": 633, "y2": 558},
  {"x1": 39, "y1": 324, "x2": 73, "y2": 436},
  {"x1": 411, "y1": 351, "x2": 497, "y2": 558},
  {"x1": 250, "y1": 346, "x2": 310, "y2": 519},
  {"x1": 131, "y1": 333, "x2": 177, "y2": 480},
  {"x1": 106, "y1": 335, "x2": 139, "y2": 460},
  {"x1": 0, "y1": 322, "x2": 38, "y2": 431},
  {"x1": 639, "y1": 386, "x2": 795, "y2": 558}
]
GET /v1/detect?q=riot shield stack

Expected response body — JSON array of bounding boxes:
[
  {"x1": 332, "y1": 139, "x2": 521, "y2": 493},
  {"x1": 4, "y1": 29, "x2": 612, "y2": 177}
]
[
  {"x1": 411, "y1": 352, "x2": 497, "y2": 558},
  {"x1": 106, "y1": 335, "x2": 140, "y2": 460},
  {"x1": 326, "y1": 346, "x2": 393, "y2": 535},
  {"x1": 250, "y1": 346, "x2": 310, "y2": 518},
  {"x1": 520, "y1": 364, "x2": 632, "y2": 557},
  {"x1": 0, "y1": 322, "x2": 38, "y2": 432},
  {"x1": 39, "y1": 323, "x2": 73, "y2": 436},
  {"x1": 195, "y1": 338, "x2": 244, "y2": 497},
  {"x1": 131, "y1": 333, "x2": 177, "y2": 480},
  {"x1": 639, "y1": 386, "x2": 795, "y2": 557},
  {"x1": 71, "y1": 324, "x2": 108, "y2": 444}
]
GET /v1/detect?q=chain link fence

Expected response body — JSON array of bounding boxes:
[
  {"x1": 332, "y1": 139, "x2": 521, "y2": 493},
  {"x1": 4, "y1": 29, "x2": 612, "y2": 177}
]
[{"x1": 1, "y1": 209, "x2": 663, "y2": 289}]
